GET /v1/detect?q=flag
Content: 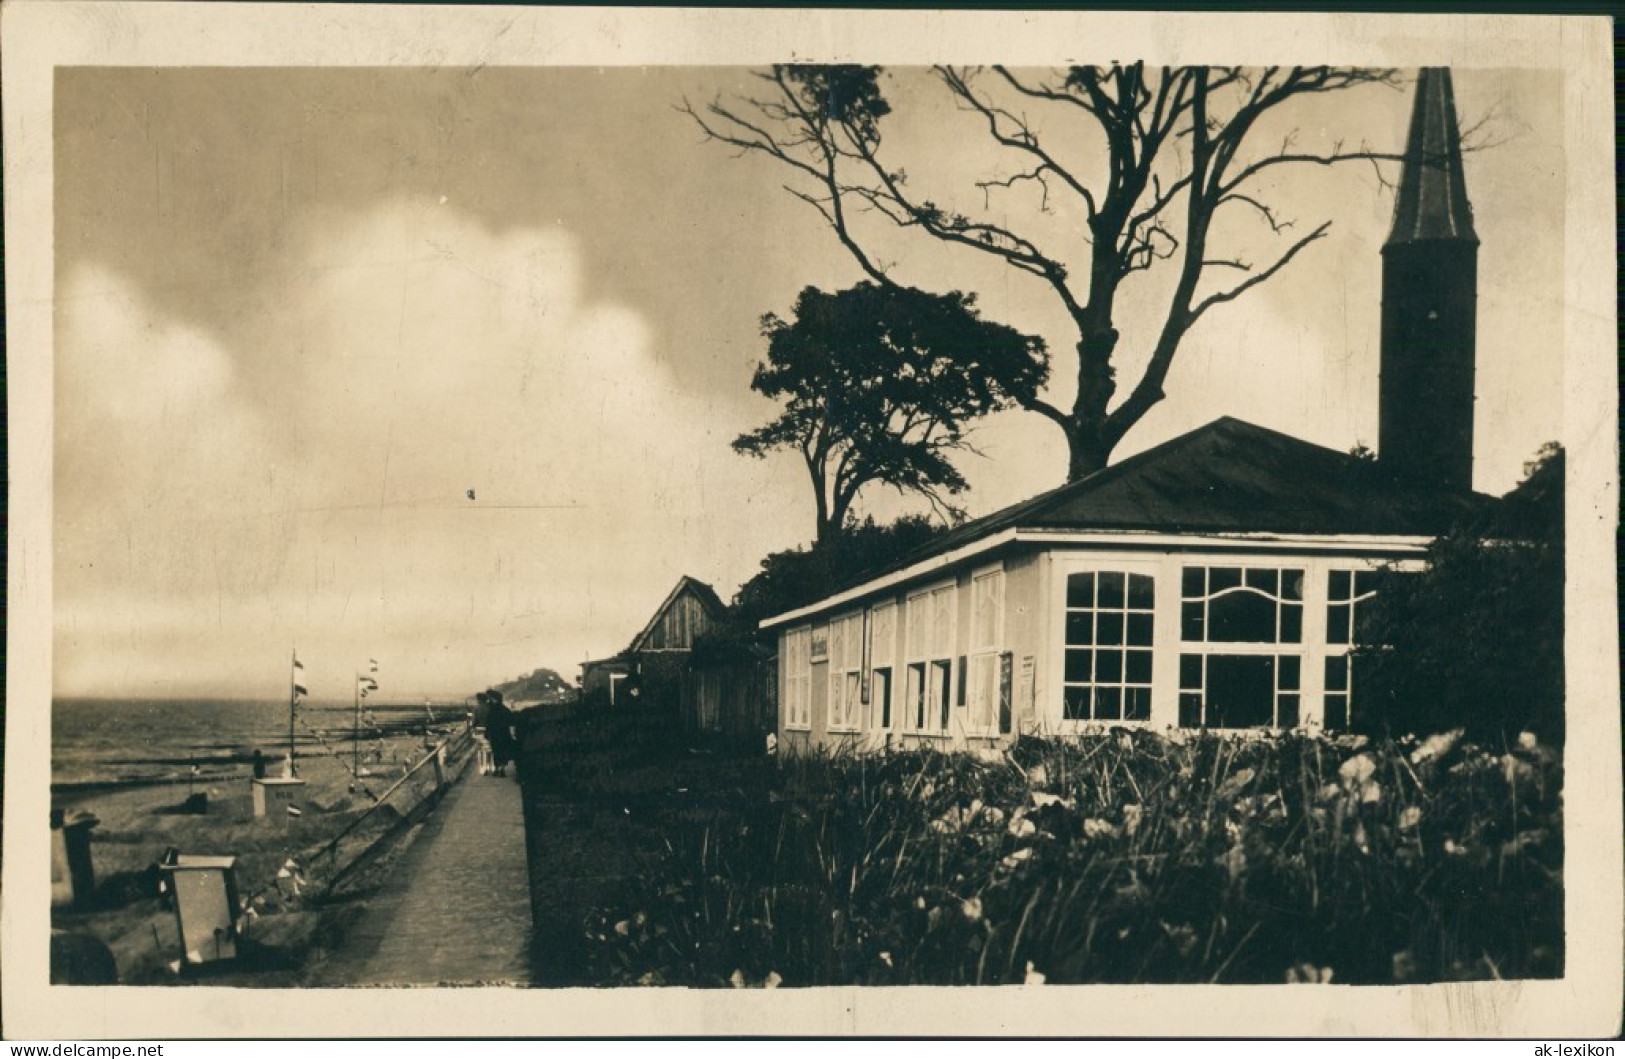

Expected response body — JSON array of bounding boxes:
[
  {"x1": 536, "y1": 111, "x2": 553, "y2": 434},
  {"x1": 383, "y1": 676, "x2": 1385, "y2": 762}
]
[
  {"x1": 369, "y1": 659, "x2": 379, "y2": 673},
  {"x1": 292, "y1": 655, "x2": 308, "y2": 698}
]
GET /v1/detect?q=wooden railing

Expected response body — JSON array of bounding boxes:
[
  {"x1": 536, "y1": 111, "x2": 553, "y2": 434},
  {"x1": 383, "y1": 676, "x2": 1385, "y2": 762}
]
[{"x1": 310, "y1": 722, "x2": 476, "y2": 893}]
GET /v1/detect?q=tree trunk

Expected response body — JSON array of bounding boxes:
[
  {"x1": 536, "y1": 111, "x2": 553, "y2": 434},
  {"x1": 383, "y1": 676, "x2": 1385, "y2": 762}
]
[
  {"x1": 1062, "y1": 327, "x2": 1120, "y2": 481},
  {"x1": 1064, "y1": 428, "x2": 1112, "y2": 480}
]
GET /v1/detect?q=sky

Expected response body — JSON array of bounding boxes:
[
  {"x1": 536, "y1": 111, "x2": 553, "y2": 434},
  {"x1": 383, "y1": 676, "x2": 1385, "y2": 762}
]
[{"x1": 52, "y1": 65, "x2": 1564, "y2": 701}]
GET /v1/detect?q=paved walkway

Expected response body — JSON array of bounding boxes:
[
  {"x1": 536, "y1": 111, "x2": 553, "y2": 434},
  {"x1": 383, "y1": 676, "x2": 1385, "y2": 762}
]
[{"x1": 314, "y1": 772, "x2": 533, "y2": 986}]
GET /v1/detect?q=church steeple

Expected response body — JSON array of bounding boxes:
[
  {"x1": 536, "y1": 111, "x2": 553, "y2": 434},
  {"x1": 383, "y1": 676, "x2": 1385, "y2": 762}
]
[
  {"x1": 1385, "y1": 68, "x2": 1479, "y2": 248},
  {"x1": 1378, "y1": 68, "x2": 1479, "y2": 494}
]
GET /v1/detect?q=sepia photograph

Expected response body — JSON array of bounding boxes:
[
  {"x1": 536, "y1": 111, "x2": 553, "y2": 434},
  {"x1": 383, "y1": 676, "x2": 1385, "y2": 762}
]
[{"x1": 4, "y1": 3, "x2": 1618, "y2": 1040}]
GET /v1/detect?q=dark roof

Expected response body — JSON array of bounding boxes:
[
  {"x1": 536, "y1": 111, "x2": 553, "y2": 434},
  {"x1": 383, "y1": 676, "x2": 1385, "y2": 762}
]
[
  {"x1": 1385, "y1": 67, "x2": 1478, "y2": 248},
  {"x1": 841, "y1": 417, "x2": 1497, "y2": 590},
  {"x1": 626, "y1": 575, "x2": 727, "y2": 653}
]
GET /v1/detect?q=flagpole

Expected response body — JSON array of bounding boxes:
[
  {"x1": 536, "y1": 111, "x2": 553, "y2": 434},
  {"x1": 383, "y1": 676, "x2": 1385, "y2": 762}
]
[
  {"x1": 353, "y1": 672, "x2": 361, "y2": 784},
  {"x1": 288, "y1": 648, "x2": 298, "y2": 777}
]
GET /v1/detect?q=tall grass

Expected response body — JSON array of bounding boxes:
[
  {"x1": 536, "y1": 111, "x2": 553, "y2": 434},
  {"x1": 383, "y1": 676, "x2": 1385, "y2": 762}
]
[{"x1": 583, "y1": 728, "x2": 1562, "y2": 987}]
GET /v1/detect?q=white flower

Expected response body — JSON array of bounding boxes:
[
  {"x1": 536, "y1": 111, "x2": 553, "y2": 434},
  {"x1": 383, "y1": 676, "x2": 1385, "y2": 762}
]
[
  {"x1": 1517, "y1": 731, "x2": 1539, "y2": 751},
  {"x1": 1398, "y1": 806, "x2": 1423, "y2": 832},
  {"x1": 1339, "y1": 754, "x2": 1377, "y2": 785},
  {"x1": 1024, "y1": 961, "x2": 1046, "y2": 985},
  {"x1": 961, "y1": 897, "x2": 984, "y2": 922},
  {"x1": 1410, "y1": 729, "x2": 1464, "y2": 765}
]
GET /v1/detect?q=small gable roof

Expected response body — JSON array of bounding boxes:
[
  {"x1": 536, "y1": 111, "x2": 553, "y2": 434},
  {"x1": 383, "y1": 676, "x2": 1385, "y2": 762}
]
[
  {"x1": 833, "y1": 417, "x2": 1497, "y2": 598},
  {"x1": 626, "y1": 575, "x2": 727, "y2": 653}
]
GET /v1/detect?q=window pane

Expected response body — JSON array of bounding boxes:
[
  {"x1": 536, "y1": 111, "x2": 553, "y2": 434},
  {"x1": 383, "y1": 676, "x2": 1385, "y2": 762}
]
[
  {"x1": 1283, "y1": 570, "x2": 1305, "y2": 602},
  {"x1": 1205, "y1": 655, "x2": 1276, "y2": 728},
  {"x1": 935, "y1": 662, "x2": 952, "y2": 729},
  {"x1": 1065, "y1": 649, "x2": 1093, "y2": 683},
  {"x1": 1179, "y1": 653, "x2": 1203, "y2": 690},
  {"x1": 875, "y1": 669, "x2": 892, "y2": 729},
  {"x1": 1179, "y1": 693, "x2": 1203, "y2": 728},
  {"x1": 1278, "y1": 655, "x2": 1301, "y2": 690},
  {"x1": 1325, "y1": 655, "x2": 1348, "y2": 692},
  {"x1": 1097, "y1": 611, "x2": 1125, "y2": 645},
  {"x1": 1324, "y1": 694, "x2": 1348, "y2": 731},
  {"x1": 1280, "y1": 603, "x2": 1303, "y2": 644},
  {"x1": 1067, "y1": 572, "x2": 1096, "y2": 609},
  {"x1": 1210, "y1": 567, "x2": 1242, "y2": 592},
  {"x1": 1327, "y1": 605, "x2": 1351, "y2": 646},
  {"x1": 1126, "y1": 650, "x2": 1153, "y2": 684},
  {"x1": 1355, "y1": 570, "x2": 1379, "y2": 596},
  {"x1": 1125, "y1": 686, "x2": 1152, "y2": 721},
  {"x1": 1094, "y1": 686, "x2": 1122, "y2": 721},
  {"x1": 1329, "y1": 570, "x2": 1351, "y2": 600},
  {"x1": 1182, "y1": 567, "x2": 1205, "y2": 599},
  {"x1": 1245, "y1": 568, "x2": 1278, "y2": 593},
  {"x1": 1208, "y1": 590, "x2": 1278, "y2": 642},
  {"x1": 1127, "y1": 612, "x2": 1154, "y2": 646},
  {"x1": 1096, "y1": 650, "x2": 1123, "y2": 683},
  {"x1": 1128, "y1": 573, "x2": 1155, "y2": 609},
  {"x1": 1098, "y1": 571, "x2": 1126, "y2": 608},
  {"x1": 1277, "y1": 694, "x2": 1300, "y2": 728},
  {"x1": 1066, "y1": 612, "x2": 1094, "y2": 647},
  {"x1": 1064, "y1": 686, "x2": 1091, "y2": 721},
  {"x1": 1181, "y1": 602, "x2": 1205, "y2": 642}
]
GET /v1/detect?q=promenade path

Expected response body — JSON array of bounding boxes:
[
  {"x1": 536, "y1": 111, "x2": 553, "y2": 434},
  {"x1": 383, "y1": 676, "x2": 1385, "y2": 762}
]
[{"x1": 312, "y1": 770, "x2": 533, "y2": 986}]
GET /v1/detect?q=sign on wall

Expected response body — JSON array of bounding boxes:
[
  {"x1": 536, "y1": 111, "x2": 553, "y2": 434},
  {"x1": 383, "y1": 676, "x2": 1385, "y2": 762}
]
[{"x1": 809, "y1": 624, "x2": 829, "y2": 663}]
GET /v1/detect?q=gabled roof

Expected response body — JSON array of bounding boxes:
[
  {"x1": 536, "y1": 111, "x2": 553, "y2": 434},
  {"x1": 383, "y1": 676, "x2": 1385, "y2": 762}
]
[
  {"x1": 834, "y1": 416, "x2": 1496, "y2": 594},
  {"x1": 1386, "y1": 67, "x2": 1478, "y2": 248},
  {"x1": 626, "y1": 575, "x2": 727, "y2": 653}
]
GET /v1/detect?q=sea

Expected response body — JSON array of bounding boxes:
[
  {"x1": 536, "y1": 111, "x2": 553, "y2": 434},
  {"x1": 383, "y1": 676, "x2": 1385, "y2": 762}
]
[{"x1": 51, "y1": 698, "x2": 465, "y2": 791}]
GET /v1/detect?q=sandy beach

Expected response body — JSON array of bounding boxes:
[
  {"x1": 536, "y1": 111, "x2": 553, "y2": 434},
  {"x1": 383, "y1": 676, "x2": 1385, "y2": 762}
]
[{"x1": 51, "y1": 722, "x2": 473, "y2": 985}]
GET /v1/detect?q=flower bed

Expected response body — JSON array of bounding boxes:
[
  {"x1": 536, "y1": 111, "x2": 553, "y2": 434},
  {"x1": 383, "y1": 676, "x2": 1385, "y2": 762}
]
[{"x1": 583, "y1": 728, "x2": 1562, "y2": 987}]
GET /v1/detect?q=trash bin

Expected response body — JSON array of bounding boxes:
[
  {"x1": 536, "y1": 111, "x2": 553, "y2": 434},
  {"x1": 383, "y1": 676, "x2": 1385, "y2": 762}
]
[
  {"x1": 50, "y1": 808, "x2": 99, "y2": 909},
  {"x1": 251, "y1": 776, "x2": 306, "y2": 821},
  {"x1": 159, "y1": 854, "x2": 241, "y2": 965}
]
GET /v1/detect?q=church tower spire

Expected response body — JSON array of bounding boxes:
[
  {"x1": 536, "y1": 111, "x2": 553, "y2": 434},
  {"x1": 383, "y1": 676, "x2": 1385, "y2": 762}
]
[{"x1": 1379, "y1": 68, "x2": 1479, "y2": 493}]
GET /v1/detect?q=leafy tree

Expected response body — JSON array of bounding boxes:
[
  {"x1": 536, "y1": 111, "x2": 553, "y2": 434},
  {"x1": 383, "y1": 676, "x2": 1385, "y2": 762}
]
[
  {"x1": 734, "y1": 283, "x2": 1046, "y2": 545},
  {"x1": 688, "y1": 64, "x2": 1416, "y2": 480},
  {"x1": 1353, "y1": 445, "x2": 1564, "y2": 743},
  {"x1": 729, "y1": 514, "x2": 949, "y2": 635}
]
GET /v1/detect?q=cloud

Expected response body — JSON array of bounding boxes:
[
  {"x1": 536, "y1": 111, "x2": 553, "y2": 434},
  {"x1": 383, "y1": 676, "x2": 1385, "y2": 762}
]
[{"x1": 55, "y1": 199, "x2": 802, "y2": 698}]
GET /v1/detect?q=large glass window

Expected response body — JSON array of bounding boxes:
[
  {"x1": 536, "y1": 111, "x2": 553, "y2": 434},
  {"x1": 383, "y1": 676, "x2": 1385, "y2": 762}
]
[
  {"x1": 1062, "y1": 570, "x2": 1155, "y2": 722},
  {"x1": 1324, "y1": 569, "x2": 1380, "y2": 729},
  {"x1": 868, "y1": 602, "x2": 896, "y2": 731},
  {"x1": 967, "y1": 567, "x2": 1005, "y2": 733},
  {"x1": 827, "y1": 612, "x2": 864, "y2": 732},
  {"x1": 1178, "y1": 565, "x2": 1304, "y2": 729},
  {"x1": 783, "y1": 626, "x2": 811, "y2": 730},
  {"x1": 906, "y1": 583, "x2": 956, "y2": 732}
]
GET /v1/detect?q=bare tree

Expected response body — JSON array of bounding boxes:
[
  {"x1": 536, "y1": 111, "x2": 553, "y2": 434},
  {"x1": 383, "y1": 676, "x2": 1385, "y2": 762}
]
[{"x1": 685, "y1": 64, "x2": 1411, "y2": 480}]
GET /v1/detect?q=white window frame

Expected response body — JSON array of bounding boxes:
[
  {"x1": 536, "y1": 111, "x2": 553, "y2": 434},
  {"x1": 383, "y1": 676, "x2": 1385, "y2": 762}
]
[
  {"x1": 827, "y1": 611, "x2": 865, "y2": 733},
  {"x1": 1322, "y1": 566, "x2": 1381, "y2": 731},
  {"x1": 905, "y1": 580, "x2": 957, "y2": 735},
  {"x1": 1055, "y1": 561, "x2": 1160, "y2": 729},
  {"x1": 868, "y1": 601, "x2": 897, "y2": 732},
  {"x1": 1176, "y1": 564, "x2": 1308, "y2": 730},
  {"x1": 966, "y1": 564, "x2": 1006, "y2": 735},
  {"x1": 782, "y1": 625, "x2": 812, "y2": 731}
]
